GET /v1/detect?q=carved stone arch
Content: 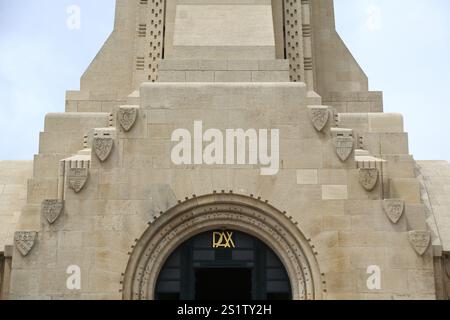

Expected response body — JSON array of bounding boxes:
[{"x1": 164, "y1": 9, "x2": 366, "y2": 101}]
[{"x1": 122, "y1": 193, "x2": 323, "y2": 300}]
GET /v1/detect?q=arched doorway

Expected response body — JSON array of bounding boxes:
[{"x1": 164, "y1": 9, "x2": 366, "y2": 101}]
[
  {"x1": 122, "y1": 193, "x2": 323, "y2": 300},
  {"x1": 155, "y1": 231, "x2": 292, "y2": 300}
]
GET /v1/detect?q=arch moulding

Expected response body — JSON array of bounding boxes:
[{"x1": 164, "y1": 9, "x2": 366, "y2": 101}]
[{"x1": 122, "y1": 193, "x2": 323, "y2": 300}]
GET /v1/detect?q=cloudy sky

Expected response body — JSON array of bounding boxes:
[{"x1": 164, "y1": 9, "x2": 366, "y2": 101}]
[{"x1": 0, "y1": 0, "x2": 449, "y2": 161}]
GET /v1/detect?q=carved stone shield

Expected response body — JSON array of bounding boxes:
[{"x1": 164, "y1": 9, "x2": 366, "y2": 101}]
[
  {"x1": 334, "y1": 137, "x2": 354, "y2": 161},
  {"x1": 383, "y1": 199, "x2": 405, "y2": 224},
  {"x1": 359, "y1": 168, "x2": 379, "y2": 191},
  {"x1": 118, "y1": 106, "x2": 138, "y2": 132},
  {"x1": 14, "y1": 231, "x2": 37, "y2": 257},
  {"x1": 408, "y1": 231, "x2": 431, "y2": 256},
  {"x1": 68, "y1": 168, "x2": 89, "y2": 193},
  {"x1": 93, "y1": 137, "x2": 114, "y2": 162},
  {"x1": 42, "y1": 199, "x2": 64, "y2": 224},
  {"x1": 308, "y1": 106, "x2": 329, "y2": 132}
]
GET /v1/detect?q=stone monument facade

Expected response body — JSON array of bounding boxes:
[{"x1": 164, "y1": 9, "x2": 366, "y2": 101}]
[{"x1": 1, "y1": 0, "x2": 450, "y2": 300}]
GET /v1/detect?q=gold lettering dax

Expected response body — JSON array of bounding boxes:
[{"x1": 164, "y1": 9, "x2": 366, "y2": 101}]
[{"x1": 212, "y1": 231, "x2": 235, "y2": 249}]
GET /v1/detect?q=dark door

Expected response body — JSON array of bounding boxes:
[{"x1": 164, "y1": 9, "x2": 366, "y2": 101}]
[
  {"x1": 195, "y1": 268, "x2": 252, "y2": 300},
  {"x1": 155, "y1": 231, "x2": 292, "y2": 300}
]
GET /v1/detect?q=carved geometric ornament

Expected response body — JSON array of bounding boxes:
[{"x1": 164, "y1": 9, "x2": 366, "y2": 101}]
[
  {"x1": 118, "y1": 106, "x2": 138, "y2": 132},
  {"x1": 408, "y1": 231, "x2": 431, "y2": 256},
  {"x1": 383, "y1": 199, "x2": 405, "y2": 224},
  {"x1": 308, "y1": 106, "x2": 329, "y2": 132},
  {"x1": 14, "y1": 231, "x2": 37, "y2": 257},
  {"x1": 359, "y1": 168, "x2": 379, "y2": 191},
  {"x1": 67, "y1": 167, "x2": 89, "y2": 193},
  {"x1": 93, "y1": 137, "x2": 114, "y2": 162},
  {"x1": 42, "y1": 199, "x2": 64, "y2": 224}
]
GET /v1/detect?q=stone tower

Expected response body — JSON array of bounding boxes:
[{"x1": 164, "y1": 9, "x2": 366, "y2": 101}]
[{"x1": 1, "y1": 0, "x2": 449, "y2": 300}]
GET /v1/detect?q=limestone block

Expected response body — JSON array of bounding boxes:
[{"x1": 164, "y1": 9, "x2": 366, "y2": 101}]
[
  {"x1": 369, "y1": 113, "x2": 404, "y2": 133},
  {"x1": 362, "y1": 133, "x2": 381, "y2": 155},
  {"x1": 102, "y1": 101, "x2": 124, "y2": 114},
  {"x1": 214, "y1": 71, "x2": 252, "y2": 82},
  {"x1": 389, "y1": 179, "x2": 421, "y2": 204},
  {"x1": 65, "y1": 100, "x2": 77, "y2": 113},
  {"x1": 9, "y1": 270, "x2": 40, "y2": 297},
  {"x1": 172, "y1": 4, "x2": 275, "y2": 60},
  {"x1": 405, "y1": 204, "x2": 427, "y2": 230},
  {"x1": 370, "y1": 101, "x2": 384, "y2": 113},
  {"x1": 325, "y1": 271, "x2": 357, "y2": 293},
  {"x1": 281, "y1": 185, "x2": 322, "y2": 204},
  {"x1": 158, "y1": 71, "x2": 186, "y2": 82},
  {"x1": 277, "y1": 124, "x2": 301, "y2": 139},
  {"x1": 313, "y1": 231, "x2": 339, "y2": 250},
  {"x1": 350, "y1": 247, "x2": 386, "y2": 269},
  {"x1": 148, "y1": 124, "x2": 176, "y2": 139},
  {"x1": 33, "y1": 154, "x2": 66, "y2": 179},
  {"x1": 227, "y1": 60, "x2": 259, "y2": 71},
  {"x1": 147, "y1": 109, "x2": 168, "y2": 125},
  {"x1": 324, "y1": 215, "x2": 351, "y2": 231},
  {"x1": 318, "y1": 169, "x2": 348, "y2": 185},
  {"x1": 380, "y1": 133, "x2": 409, "y2": 155},
  {"x1": 407, "y1": 270, "x2": 436, "y2": 295},
  {"x1": 83, "y1": 231, "x2": 135, "y2": 253},
  {"x1": 229, "y1": 169, "x2": 259, "y2": 195},
  {"x1": 350, "y1": 214, "x2": 374, "y2": 231},
  {"x1": 386, "y1": 246, "x2": 415, "y2": 269},
  {"x1": 251, "y1": 71, "x2": 290, "y2": 82},
  {"x1": 319, "y1": 252, "x2": 351, "y2": 274},
  {"x1": 383, "y1": 155, "x2": 416, "y2": 179},
  {"x1": 185, "y1": 71, "x2": 215, "y2": 82},
  {"x1": 282, "y1": 139, "x2": 323, "y2": 169},
  {"x1": 159, "y1": 59, "x2": 199, "y2": 71},
  {"x1": 306, "y1": 91, "x2": 323, "y2": 106},
  {"x1": 87, "y1": 270, "x2": 122, "y2": 293},
  {"x1": 98, "y1": 183, "x2": 134, "y2": 201},
  {"x1": 58, "y1": 231, "x2": 84, "y2": 250},
  {"x1": 337, "y1": 113, "x2": 369, "y2": 132},
  {"x1": 77, "y1": 101, "x2": 102, "y2": 113},
  {"x1": 140, "y1": 82, "x2": 306, "y2": 114},
  {"x1": 198, "y1": 60, "x2": 228, "y2": 71},
  {"x1": 290, "y1": 200, "x2": 345, "y2": 218},
  {"x1": 322, "y1": 185, "x2": 348, "y2": 200},
  {"x1": 14, "y1": 205, "x2": 40, "y2": 231},
  {"x1": 338, "y1": 231, "x2": 386, "y2": 247},
  {"x1": 347, "y1": 102, "x2": 370, "y2": 113},
  {"x1": 93, "y1": 248, "x2": 129, "y2": 273},
  {"x1": 0, "y1": 161, "x2": 33, "y2": 184},
  {"x1": 296, "y1": 170, "x2": 318, "y2": 185},
  {"x1": 121, "y1": 213, "x2": 153, "y2": 238},
  {"x1": 27, "y1": 178, "x2": 58, "y2": 204},
  {"x1": 258, "y1": 60, "x2": 289, "y2": 71},
  {"x1": 40, "y1": 131, "x2": 94, "y2": 156},
  {"x1": 44, "y1": 113, "x2": 110, "y2": 133}
]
